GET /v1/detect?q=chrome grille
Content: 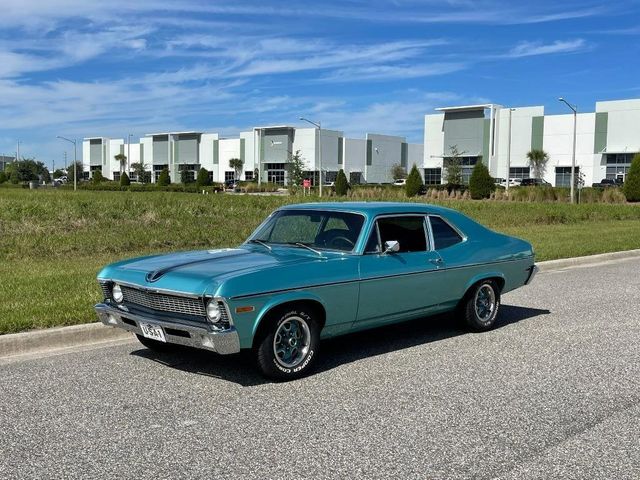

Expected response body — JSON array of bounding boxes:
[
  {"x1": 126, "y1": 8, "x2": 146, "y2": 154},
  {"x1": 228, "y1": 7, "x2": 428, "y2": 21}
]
[
  {"x1": 99, "y1": 282, "x2": 111, "y2": 299},
  {"x1": 121, "y1": 286, "x2": 205, "y2": 317},
  {"x1": 218, "y1": 302, "x2": 230, "y2": 324}
]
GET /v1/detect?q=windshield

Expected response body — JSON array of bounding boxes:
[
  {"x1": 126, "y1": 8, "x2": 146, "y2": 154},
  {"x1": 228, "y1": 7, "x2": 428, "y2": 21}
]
[{"x1": 249, "y1": 210, "x2": 365, "y2": 252}]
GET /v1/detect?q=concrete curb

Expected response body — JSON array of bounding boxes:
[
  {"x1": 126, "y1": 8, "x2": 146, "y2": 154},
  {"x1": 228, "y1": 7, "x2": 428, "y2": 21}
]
[
  {"x1": 0, "y1": 323, "x2": 132, "y2": 359},
  {"x1": 538, "y1": 248, "x2": 640, "y2": 272},
  {"x1": 2, "y1": 249, "x2": 640, "y2": 360}
]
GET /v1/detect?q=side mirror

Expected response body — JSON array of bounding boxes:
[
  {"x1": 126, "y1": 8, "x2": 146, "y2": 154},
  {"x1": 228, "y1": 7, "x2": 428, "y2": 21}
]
[{"x1": 383, "y1": 240, "x2": 400, "y2": 254}]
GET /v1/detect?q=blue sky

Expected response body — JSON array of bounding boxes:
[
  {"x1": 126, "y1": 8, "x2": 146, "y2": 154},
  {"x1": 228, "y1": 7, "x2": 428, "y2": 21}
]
[{"x1": 1, "y1": 0, "x2": 639, "y2": 169}]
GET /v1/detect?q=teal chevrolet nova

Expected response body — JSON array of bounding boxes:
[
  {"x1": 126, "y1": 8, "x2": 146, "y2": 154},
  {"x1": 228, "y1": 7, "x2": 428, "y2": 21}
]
[{"x1": 95, "y1": 202, "x2": 537, "y2": 380}]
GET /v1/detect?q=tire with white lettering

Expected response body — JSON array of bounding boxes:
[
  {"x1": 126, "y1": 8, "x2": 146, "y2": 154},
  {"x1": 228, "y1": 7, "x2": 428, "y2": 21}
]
[
  {"x1": 135, "y1": 334, "x2": 177, "y2": 353},
  {"x1": 463, "y1": 280, "x2": 500, "y2": 331},
  {"x1": 255, "y1": 308, "x2": 320, "y2": 380}
]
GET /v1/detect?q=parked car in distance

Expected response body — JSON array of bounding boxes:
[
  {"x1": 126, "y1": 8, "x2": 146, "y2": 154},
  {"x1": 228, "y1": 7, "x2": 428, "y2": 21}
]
[
  {"x1": 393, "y1": 178, "x2": 407, "y2": 186},
  {"x1": 592, "y1": 178, "x2": 623, "y2": 188},
  {"x1": 519, "y1": 178, "x2": 552, "y2": 187},
  {"x1": 95, "y1": 202, "x2": 537, "y2": 380},
  {"x1": 224, "y1": 179, "x2": 238, "y2": 189},
  {"x1": 498, "y1": 178, "x2": 522, "y2": 188},
  {"x1": 493, "y1": 177, "x2": 506, "y2": 186}
]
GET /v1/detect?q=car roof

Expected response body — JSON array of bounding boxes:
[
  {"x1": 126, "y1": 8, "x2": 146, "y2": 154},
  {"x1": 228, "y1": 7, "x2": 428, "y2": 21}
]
[{"x1": 279, "y1": 201, "x2": 456, "y2": 217}]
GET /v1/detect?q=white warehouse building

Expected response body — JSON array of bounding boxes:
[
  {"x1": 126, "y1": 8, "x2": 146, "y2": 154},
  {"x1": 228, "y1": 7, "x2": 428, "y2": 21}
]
[
  {"x1": 83, "y1": 126, "x2": 424, "y2": 185},
  {"x1": 423, "y1": 98, "x2": 640, "y2": 187}
]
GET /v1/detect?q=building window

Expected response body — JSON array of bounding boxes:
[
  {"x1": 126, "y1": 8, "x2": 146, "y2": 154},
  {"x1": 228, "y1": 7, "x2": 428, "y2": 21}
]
[
  {"x1": 555, "y1": 167, "x2": 580, "y2": 187},
  {"x1": 444, "y1": 156, "x2": 478, "y2": 185},
  {"x1": 113, "y1": 172, "x2": 121, "y2": 181},
  {"x1": 225, "y1": 171, "x2": 235, "y2": 182},
  {"x1": 509, "y1": 167, "x2": 530, "y2": 180},
  {"x1": 208, "y1": 172, "x2": 214, "y2": 183},
  {"x1": 244, "y1": 170, "x2": 254, "y2": 181},
  {"x1": 366, "y1": 140, "x2": 373, "y2": 166},
  {"x1": 338, "y1": 137, "x2": 344, "y2": 165},
  {"x1": 267, "y1": 170, "x2": 285, "y2": 185},
  {"x1": 605, "y1": 153, "x2": 635, "y2": 181},
  {"x1": 350, "y1": 171, "x2": 363, "y2": 185},
  {"x1": 325, "y1": 171, "x2": 338, "y2": 183},
  {"x1": 424, "y1": 168, "x2": 442, "y2": 185}
]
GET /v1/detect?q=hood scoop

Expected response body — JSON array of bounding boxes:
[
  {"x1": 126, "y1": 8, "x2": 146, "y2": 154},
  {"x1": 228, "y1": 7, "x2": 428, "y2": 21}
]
[{"x1": 144, "y1": 249, "x2": 248, "y2": 283}]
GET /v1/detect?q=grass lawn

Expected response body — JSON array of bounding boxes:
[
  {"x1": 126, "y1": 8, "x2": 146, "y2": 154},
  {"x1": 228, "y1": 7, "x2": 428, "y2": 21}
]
[{"x1": 1, "y1": 188, "x2": 639, "y2": 334}]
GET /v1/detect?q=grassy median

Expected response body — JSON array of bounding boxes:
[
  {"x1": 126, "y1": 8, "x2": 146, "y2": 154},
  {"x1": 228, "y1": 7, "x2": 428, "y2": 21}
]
[{"x1": 1, "y1": 188, "x2": 639, "y2": 334}]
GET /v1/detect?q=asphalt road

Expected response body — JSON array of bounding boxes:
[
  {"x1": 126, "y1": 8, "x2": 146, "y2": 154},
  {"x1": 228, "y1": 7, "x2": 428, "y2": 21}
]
[{"x1": 1, "y1": 259, "x2": 639, "y2": 479}]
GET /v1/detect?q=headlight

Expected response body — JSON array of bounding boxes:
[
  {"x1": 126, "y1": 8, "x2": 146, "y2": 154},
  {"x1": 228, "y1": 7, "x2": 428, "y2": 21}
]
[
  {"x1": 206, "y1": 300, "x2": 222, "y2": 322},
  {"x1": 112, "y1": 284, "x2": 123, "y2": 303}
]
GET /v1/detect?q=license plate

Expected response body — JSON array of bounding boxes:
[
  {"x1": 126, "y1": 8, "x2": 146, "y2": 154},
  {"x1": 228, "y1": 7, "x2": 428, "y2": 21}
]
[{"x1": 140, "y1": 322, "x2": 166, "y2": 342}]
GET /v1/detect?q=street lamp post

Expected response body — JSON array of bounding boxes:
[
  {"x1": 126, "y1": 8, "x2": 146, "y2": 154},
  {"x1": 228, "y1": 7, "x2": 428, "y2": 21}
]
[
  {"x1": 127, "y1": 134, "x2": 133, "y2": 178},
  {"x1": 506, "y1": 108, "x2": 515, "y2": 193},
  {"x1": 300, "y1": 117, "x2": 323, "y2": 197},
  {"x1": 558, "y1": 97, "x2": 577, "y2": 204},
  {"x1": 57, "y1": 136, "x2": 77, "y2": 191}
]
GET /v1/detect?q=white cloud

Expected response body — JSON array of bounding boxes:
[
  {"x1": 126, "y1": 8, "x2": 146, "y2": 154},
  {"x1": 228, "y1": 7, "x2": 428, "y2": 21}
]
[
  {"x1": 322, "y1": 63, "x2": 467, "y2": 82},
  {"x1": 506, "y1": 39, "x2": 587, "y2": 58}
]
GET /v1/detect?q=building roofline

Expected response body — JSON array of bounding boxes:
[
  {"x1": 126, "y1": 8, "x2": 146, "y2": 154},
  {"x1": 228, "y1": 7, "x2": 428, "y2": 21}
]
[
  {"x1": 435, "y1": 104, "x2": 498, "y2": 112},
  {"x1": 145, "y1": 131, "x2": 204, "y2": 136}
]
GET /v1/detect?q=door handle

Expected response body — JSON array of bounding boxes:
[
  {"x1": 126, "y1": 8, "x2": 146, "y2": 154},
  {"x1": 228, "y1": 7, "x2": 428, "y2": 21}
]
[{"x1": 429, "y1": 258, "x2": 443, "y2": 265}]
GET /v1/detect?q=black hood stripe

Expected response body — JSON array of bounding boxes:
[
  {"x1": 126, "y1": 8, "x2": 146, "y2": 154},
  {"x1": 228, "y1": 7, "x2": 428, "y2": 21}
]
[{"x1": 145, "y1": 250, "x2": 249, "y2": 282}]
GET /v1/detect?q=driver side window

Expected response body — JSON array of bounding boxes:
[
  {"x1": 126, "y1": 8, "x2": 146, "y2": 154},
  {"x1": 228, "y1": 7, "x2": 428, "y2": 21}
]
[{"x1": 365, "y1": 216, "x2": 428, "y2": 253}]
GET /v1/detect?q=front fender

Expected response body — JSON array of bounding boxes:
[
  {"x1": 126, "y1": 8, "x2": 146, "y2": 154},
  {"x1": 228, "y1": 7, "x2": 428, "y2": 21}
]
[{"x1": 251, "y1": 291, "x2": 327, "y2": 339}]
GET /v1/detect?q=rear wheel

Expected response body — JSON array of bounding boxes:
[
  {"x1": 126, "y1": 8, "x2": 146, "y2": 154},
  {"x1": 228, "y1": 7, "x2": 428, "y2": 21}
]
[
  {"x1": 135, "y1": 334, "x2": 177, "y2": 353},
  {"x1": 463, "y1": 280, "x2": 500, "y2": 331},
  {"x1": 255, "y1": 308, "x2": 320, "y2": 380}
]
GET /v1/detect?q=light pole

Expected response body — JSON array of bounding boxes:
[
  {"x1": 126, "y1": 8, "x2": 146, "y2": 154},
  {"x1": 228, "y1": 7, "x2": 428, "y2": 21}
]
[
  {"x1": 127, "y1": 134, "x2": 133, "y2": 178},
  {"x1": 558, "y1": 97, "x2": 577, "y2": 204},
  {"x1": 300, "y1": 117, "x2": 323, "y2": 197},
  {"x1": 57, "y1": 136, "x2": 77, "y2": 191},
  {"x1": 16, "y1": 140, "x2": 21, "y2": 162},
  {"x1": 506, "y1": 108, "x2": 515, "y2": 193}
]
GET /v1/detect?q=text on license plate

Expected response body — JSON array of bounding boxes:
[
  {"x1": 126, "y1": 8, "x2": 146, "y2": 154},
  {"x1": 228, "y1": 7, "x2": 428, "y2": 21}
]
[{"x1": 140, "y1": 322, "x2": 166, "y2": 342}]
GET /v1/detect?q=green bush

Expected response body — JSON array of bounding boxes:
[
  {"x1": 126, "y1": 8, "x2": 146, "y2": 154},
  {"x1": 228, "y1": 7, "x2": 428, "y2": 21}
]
[
  {"x1": 196, "y1": 168, "x2": 211, "y2": 188},
  {"x1": 335, "y1": 169, "x2": 349, "y2": 196},
  {"x1": 92, "y1": 170, "x2": 105, "y2": 184},
  {"x1": 623, "y1": 153, "x2": 640, "y2": 202},
  {"x1": 468, "y1": 162, "x2": 495, "y2": 199},
  {"x1": 405, "y1": 164, "x2": 423, "y2": 197},
  {"x1": 120, "y1": 172, "x2": 130, "y2": 187},
  {"x1": 0, "y1": 172, "x2": 6, "y2": 184},
  {"x1": 157, "y1": 168, "x2": 170, "y2": 186}
]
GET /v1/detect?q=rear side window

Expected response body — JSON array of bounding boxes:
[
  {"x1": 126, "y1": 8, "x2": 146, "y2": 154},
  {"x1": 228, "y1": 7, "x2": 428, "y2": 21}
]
[{"x1": 429, "y1": 216, "x2": 463, "y2": 250}]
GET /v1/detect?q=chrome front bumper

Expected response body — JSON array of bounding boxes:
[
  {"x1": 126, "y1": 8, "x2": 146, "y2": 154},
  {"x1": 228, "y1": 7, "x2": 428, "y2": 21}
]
[
  {"x1": 95, "y1": 303, "x2": 241, "y2": 355},
  {"x1": 525, "y1": 264, "x2": 538, "y2": 285}
]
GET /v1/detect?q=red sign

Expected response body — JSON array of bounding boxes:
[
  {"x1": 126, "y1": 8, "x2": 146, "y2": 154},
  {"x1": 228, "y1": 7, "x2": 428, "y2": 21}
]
[{"x1": 303, "y1": 179, "x2": 311, "y2": 188}]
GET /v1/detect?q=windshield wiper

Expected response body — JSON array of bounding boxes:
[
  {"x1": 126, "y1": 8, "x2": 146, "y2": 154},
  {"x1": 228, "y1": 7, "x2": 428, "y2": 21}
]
[
  {"x1": 248, "y1": 239, "x2": 272, "y2": 251},
  {"x1": 291, "y1": 242, "x2": 323, "y2": 257}
]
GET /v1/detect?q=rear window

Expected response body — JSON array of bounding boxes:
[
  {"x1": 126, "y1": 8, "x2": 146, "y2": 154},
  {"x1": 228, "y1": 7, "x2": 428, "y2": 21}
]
[{"x1": 429, "y1": 216, "x2": 463, "y2": 250}]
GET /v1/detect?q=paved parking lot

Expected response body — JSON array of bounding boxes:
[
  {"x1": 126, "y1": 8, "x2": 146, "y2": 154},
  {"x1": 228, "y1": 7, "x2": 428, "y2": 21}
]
[{"x1": 1, "y1": 258, "x2": 639, "y2": 479}]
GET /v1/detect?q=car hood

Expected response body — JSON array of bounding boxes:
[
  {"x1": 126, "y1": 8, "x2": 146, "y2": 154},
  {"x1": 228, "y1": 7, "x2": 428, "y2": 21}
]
[{"x1": 97, "y1": 246, "x2": 327, "y2": 295}]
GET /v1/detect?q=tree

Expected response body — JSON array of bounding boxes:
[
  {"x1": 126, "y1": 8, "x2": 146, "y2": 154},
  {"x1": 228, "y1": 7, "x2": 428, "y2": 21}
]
[
  {"x1": 444, "y1": 145, "x2": 464, "y2": 186},
  {"x1": 468, "y1": 161, "x2": 495, "y2": 199},
  {"x1": 623, "y1": 153, "x2": 640, "y2": 202},
  {"x1": 92, "y1": 170, "x2": 105, "y2": 184},
  {"x1": 5, "y1": 158, "x2": 49, "y2": 183},
  {"x1": 390, "y1": 163, "x2": 407, "y2": 181},
  {"x1": 526, "y1": 149, "x2": 550, "y2": 180},
  {"x1": 53, "y1": 169, "x2": 66, "y2": 179},
  {"x1": 229, "y1": 158, "x2": 244, "y2": 181},
  {"x1": 405, "y1": 164, "x2": 424, "y2": 197},
  {"x1": 335, "y1": 169, "x2": 349, "y2": 196},
  {"x1": 0, "y1": 172, "x2": 7, "y2": 184},
  {"x1": 180, "y1": 167, "x2": 193, "y2": 184},
  {"x1": 130, "y1": 162, "x2": 150, "y2": 183},
  {"x1": 287, "y1": 150, "x2": 305, "y2": 186},
  {"x1": 66, "y1": 161, "x2": 84, "y2": 184},
  {"x1": 157, "y1": 167, "x2": 170, "y2": 186},
  {"x1": 41, "y1": 168, "x2": 51, "y2": 183},
  {"x1": 196, "y1": 167, "x2": 211, "y2": 188},
  {"x1": 114, "y1": 153, "x2": 127, "y2": 174},
  {"x1": 120, "y1": 172, "x2": 130, "y2": 186}
]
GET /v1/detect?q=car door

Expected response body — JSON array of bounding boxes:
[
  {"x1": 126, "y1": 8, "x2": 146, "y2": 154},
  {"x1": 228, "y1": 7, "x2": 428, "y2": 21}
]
[{"x1": 356, "y1": 215, "x2": 446, "y2": 328}]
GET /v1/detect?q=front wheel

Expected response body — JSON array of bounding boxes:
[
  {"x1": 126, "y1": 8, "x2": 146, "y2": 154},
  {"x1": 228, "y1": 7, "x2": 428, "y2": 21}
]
[
  {"x1": 463, "y1": 280, "x2": 500, "y2": 331},
  {"x1": 255, "y1": 308, "x2": 320, "y2": 380}
]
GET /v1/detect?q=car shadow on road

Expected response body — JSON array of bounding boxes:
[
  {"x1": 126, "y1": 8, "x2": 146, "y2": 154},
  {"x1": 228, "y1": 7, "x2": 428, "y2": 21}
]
[{"x1": 129, "y1": 304, "x2": 550, "y2": 387}]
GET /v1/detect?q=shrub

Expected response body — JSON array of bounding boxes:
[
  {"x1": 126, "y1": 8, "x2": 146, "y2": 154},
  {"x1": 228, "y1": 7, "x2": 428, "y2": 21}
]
[
  {"x1": 120, "y1": 172, "x2": 130, "y2": 187},
  {"x1": 623, "y1": 153, "x2": 640, "y2": 202},
  {"x1": 92, "y1": 170, "x2": 105, "y2": 184},
  {"x1": 405, "y1": 164, "x2": 423, "y2": 197},
  {"x1": 0, "y1": 172, "x2": 6, "y2": 184},
  {"x1": 335, "y1": 169, "x2": 349, "y2": 196},
  {"x1": 196, "y1": 168, "x2": 211, "y2": 188},
  {"x1": 468, "y1": 162, "x2": 495, "y2": 199},
  {"x1": 157, "y1": 168, "x2": 170, "y2": 186}
]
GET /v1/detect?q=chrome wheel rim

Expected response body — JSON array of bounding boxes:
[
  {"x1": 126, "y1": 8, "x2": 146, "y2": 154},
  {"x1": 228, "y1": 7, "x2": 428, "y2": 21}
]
[
  {"x1": 273, "y1": 317, "x2": 311, "y2": 368},
  {"x1": 475, "y1": 285, "x2": 497, "y2": 323}
]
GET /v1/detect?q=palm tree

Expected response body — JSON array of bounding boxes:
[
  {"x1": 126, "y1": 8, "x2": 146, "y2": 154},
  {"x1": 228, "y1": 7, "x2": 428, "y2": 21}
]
[
  {"x1": 114, "y1": 153, "x2": 127, "y2": 175},
  {"x1": 526, "y1": 149, "x2": 549, "y2": 180},
  {"x1": 229, "y1": 158, "x2": 244, "y2": 181}
]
